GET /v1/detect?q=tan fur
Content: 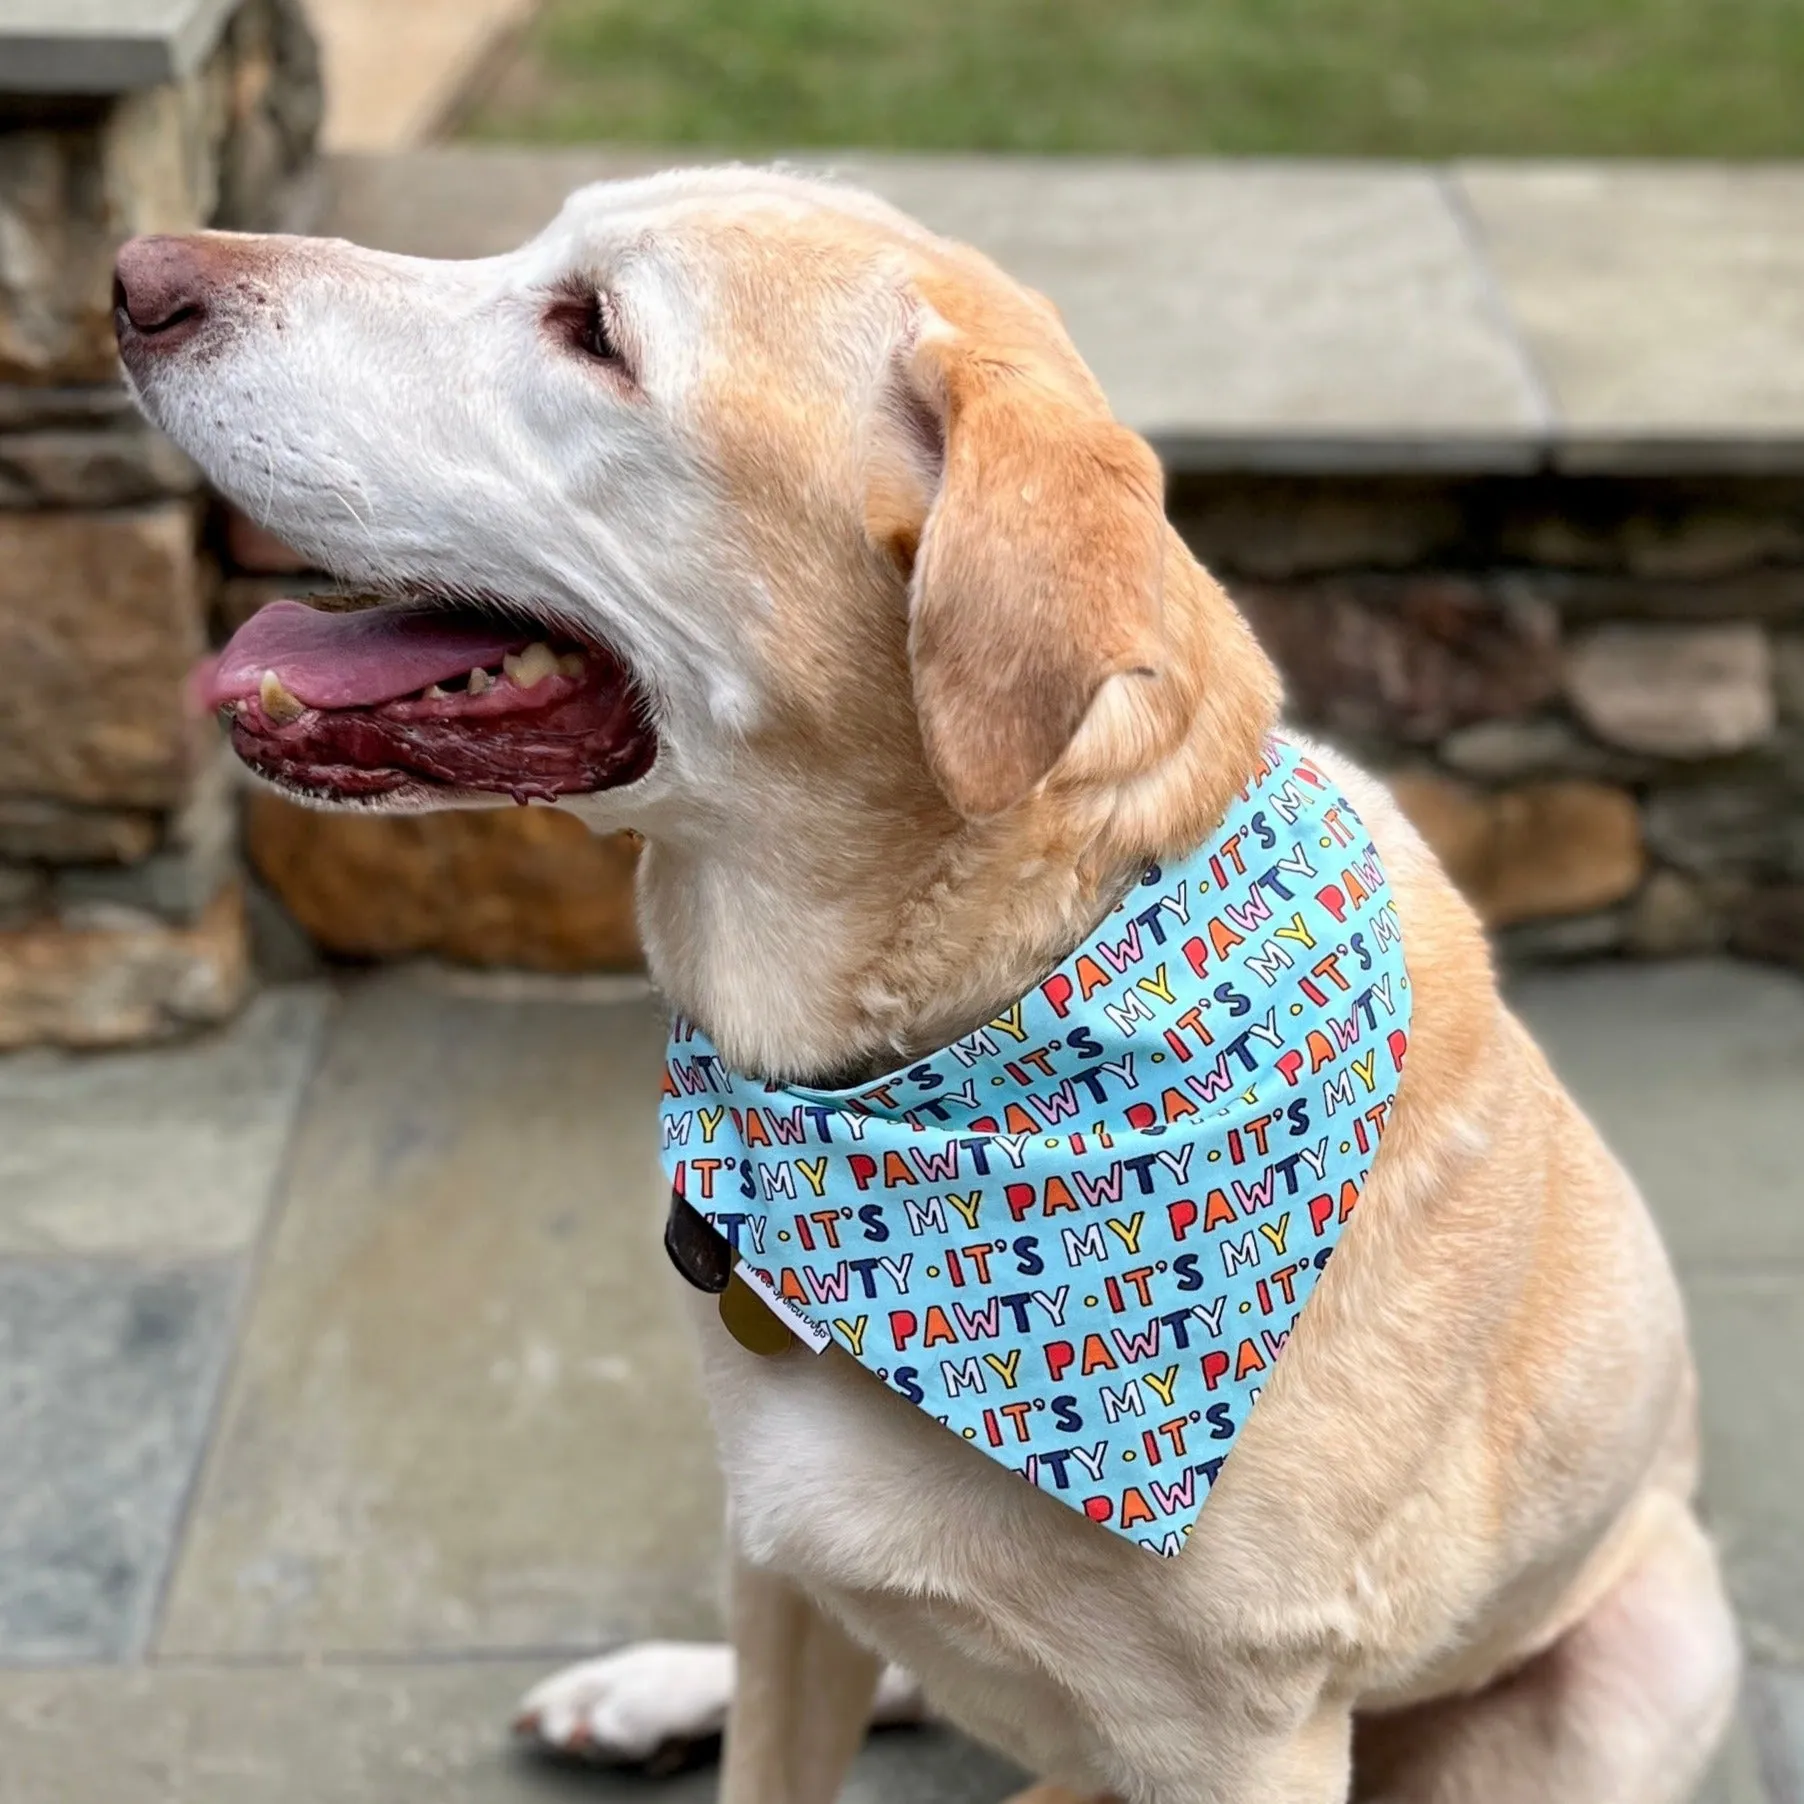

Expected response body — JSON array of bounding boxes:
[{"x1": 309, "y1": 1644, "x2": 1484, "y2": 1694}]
[
  {"x1": 119, "y1": 167, "x2": 1736, "y2": 1804},
  {"x1": 635, "y1": 191, "x2": 1736, "y2": 1804}
]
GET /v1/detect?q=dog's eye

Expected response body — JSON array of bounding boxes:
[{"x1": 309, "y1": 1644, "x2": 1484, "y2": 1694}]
[
  {"x1": 582, "y1": 295, "x2": 618, "y2": 363},
  {"x1": 546, "y1": 287, "x2": 629, "y2": 380}
]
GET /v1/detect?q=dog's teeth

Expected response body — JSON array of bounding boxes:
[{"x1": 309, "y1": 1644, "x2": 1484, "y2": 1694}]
[
  {"x1": 503, "y1": 643, "x2": 558, "y2": 690},
  {"x1": 424, "y1": 683, "x2": 449, "y2": 700},
  {"x1": 468, "y1": 666, "x2": 492, "y2": 696},
  {"x1": 258, "y1": 670, "x2": 305, "y2": 724},
  {"x1": 557, "y1": 652, "x2": 585, "y2": 679}
]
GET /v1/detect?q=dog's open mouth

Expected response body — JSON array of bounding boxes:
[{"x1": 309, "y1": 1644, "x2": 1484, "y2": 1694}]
[{"x1": 197, "y1": 600, "x2": 657, "y2": 805}]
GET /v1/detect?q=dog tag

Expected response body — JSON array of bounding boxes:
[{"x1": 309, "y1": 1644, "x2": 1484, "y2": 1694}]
[
  {"x1": 718, "y1": 1272, "x2": 795, "y2": 1357},
  {"x1": 664, "y1": 1192, "x2": 732, "y2": 1294}
]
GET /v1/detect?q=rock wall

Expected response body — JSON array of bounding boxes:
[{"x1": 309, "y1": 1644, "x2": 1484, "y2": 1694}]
[
  {"x1": 1180, "y1": 473, "x2": 1804, "y2": 970},
  {"x1": 233, "y1": 470, "x2": 1804, "y2": 984},
  {"x1": 0, "y1": 0, "x2": 321, "y2": 1046},
  {"x1": 10, "y1": 27, "x2": 1798, "y2": 1020}
]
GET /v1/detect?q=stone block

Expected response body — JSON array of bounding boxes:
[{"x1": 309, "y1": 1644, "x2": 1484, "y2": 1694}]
[
  {"x1": 0, "y1": 381, "x2": 134, "y2": 432},
  {"x1": 1777, "y1": 634, "x2": 1804, "y2": 725},
  {"x1": 1644, "y1": 781, "x2": 1802, "y2": 880},
  {"x1": 1732, "y1": 887, "x2": 1804, "y2": 971},
  {"x1": 1624, "y1": 869, "x2": 1724, "y2": 959},
  {"x1": 1536, "y1": 567, "x2": 1804, "y2": 629},
  {"x1": 0, "y1": 0, "x2": 320, "y2": 384},
  {"x1": 0, "y1": 0, "x2": 241, "y2": 92},
  {"x1": 209, "y1": 0, "x2": 324, "y2": 234},
  {"x1": 245, "y1": 796, "x2": 644, "y2": 971},
  {"x1": 157, "y1": 979, "x2": 722, "y2": 1656},
  {"x1": 53, "y1": 747, "x2": 238, "y2": 922},
  {"x1": 1436, "y1": 714, "x2": 1653, "y2": 785},
  {"x1": 0, "y1": 424, "x2": 199, "y2": 508},
  {"x1": 0, "y1": 880, "x2": 247, "y2": 1049},
  {"x1": 0, "y1": 504, "x2": 204, "y2": 808},
  {"x1": 0, "y1": 1259, "x2": 241, "y2": 1662},
  {"x1": 1172, "y1": 477, "x2": 1466, "y2": 579},
  {"x1": 1388, "y1": 772, "x2": 1644, "y2": 928},
  {"x1": 1458, "y1": 164, "x2": 1804, "y2": 468},
  {"x1": 1494, "y1": 907, "x2": 1628, "y2": 963},
  {"x1": 0, "y1": 984, "x2": 330, "y2": 1257},
  {"x1": 1496, "y1": 492, "x2": 1804, "y2": 581},
  {"x1": 0, "y1": 863, "x2": 49, "y2": 927},
  {"x1": 1565, "y1": 624, "x2": 1776, "y2": 759},
  {"x1": 1512, "y1": 960, "x2": 1804, "y2": 1271},
  {"x1": 1616, "y1": 507, "x2": 1804, "y2": 582},
  {"x1": 0, "y1": 797, "x2": 160, "y2": 863},
  {"x1": 0, "y1": 82, "x2": 216, "y2": 385},
  {"x1": 1239, "y1": 575, "x2": 1560, "y2": 745}
]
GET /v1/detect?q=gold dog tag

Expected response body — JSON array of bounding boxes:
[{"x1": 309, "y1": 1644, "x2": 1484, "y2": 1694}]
[{"x1": 718, "y1": 1272, "x2": 794, "y2": 1357}]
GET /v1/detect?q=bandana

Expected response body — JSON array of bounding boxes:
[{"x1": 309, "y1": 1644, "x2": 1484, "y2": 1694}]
[{"x1": 660, "y1": 739, "x2": 1411, "y2": 1555}]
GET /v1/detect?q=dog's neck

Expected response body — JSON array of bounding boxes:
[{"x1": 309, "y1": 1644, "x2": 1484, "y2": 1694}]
[{"x1": 636, "y1": 542, "x2": 1281, "y2": 1085}]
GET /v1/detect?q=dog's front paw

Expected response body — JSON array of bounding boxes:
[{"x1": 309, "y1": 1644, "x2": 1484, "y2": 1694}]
[{"x1": 515, "y1": 1641, "x2": 735, "y2": 1766}]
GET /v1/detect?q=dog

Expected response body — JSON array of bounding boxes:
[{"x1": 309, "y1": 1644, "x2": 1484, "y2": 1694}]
[{"x1": 116, "y1": 165, "x2": 1737, "y2": 1804}]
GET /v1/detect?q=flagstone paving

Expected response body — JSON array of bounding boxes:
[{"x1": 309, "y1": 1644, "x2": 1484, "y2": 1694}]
[
  {"x1": 0, "y1": 958, "x2": 1799, "y2": 1803},
  {"x1": 154, "y1": 972, "x2": 723, "y2": 1660}
]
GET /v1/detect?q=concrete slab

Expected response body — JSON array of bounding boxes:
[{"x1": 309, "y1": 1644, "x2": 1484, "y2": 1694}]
[
  {"x1": 1509, "y1": 961, "x2": 1804, "y2": 1271},
  {"x1": 309, "y1": 0, "x2": 535, "y2": 154},
  {"x1": 0, "y1": 0, "x2": 238, "y2": 92},
  {"x1": 0, "y1": 986, "x2": 331, "y2": 1258},
  {"x1": 0, "y1": 1260, "x2": 239, "y2": 1662},
  {"x1": 1689, "y1": 1273, "x2": 1804, "y2": 1666},
  {"x1": 157, "y1": 974, "x2": 724, "y2": 1658},
  {"x1": 0, "y1": 1660, "x2": 1022, "y2": 1804},
  {"x1": 319, "y1": 150, "x2": 1550, "y2": 472},
  {"x1": 1458, "y1": 164, "x2": 1804, "y2": 472}
]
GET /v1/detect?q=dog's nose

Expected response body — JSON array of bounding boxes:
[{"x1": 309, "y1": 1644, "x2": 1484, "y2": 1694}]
[{"x1": 114, "y1": 235, "x2": 211, "y2": 352}]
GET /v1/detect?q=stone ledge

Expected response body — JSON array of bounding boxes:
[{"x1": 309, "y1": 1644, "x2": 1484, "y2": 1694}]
[
  {"x1": 0, "y1": 0, "x2": 242, "y2": 94},
  {"x1": 316, "y1": 149, "x2": 1804, "y2": 480}
]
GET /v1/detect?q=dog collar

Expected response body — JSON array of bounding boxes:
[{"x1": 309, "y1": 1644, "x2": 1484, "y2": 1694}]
[{"x1": 660, "y1": 739, "x2": 1411, "y2": 1555}]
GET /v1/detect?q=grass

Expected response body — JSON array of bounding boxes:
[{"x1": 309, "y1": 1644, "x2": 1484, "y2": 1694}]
[{"x1": 467, "y1": 0, "x2": 1804, "y2": 157}]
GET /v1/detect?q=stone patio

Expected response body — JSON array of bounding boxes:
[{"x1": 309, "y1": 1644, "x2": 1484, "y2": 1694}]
[{"x1": 0, "y1": 958, "x2": 1799, "y2": 1802}]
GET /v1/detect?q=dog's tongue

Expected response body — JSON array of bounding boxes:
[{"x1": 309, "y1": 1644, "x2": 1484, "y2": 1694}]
[{"x1": 200, "y1": 600, "x2": 534, "y2": 710}]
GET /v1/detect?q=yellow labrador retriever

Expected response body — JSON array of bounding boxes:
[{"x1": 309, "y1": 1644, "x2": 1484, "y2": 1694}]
[{"x1": 115, "y1": 167, "x2": 1735, "y2": 1804}]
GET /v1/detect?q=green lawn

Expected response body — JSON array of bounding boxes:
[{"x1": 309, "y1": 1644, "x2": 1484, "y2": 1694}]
[{"x1": 467, "y1": 0, "x2": 1804, "y2": 157}]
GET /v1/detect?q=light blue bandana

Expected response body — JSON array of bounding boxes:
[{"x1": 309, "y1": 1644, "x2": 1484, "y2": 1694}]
[{"x1": 661, "y1": 739, "x2": 1411, "y2": 1556}]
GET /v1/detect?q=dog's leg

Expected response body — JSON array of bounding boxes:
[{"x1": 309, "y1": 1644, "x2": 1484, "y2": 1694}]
[
  {"x1": 720, "y1": 1560, "x2": 888, "y2": 1804},
  {"x1": 1353, "y1": 1504, "x2": 1738, "y2": 1804}
]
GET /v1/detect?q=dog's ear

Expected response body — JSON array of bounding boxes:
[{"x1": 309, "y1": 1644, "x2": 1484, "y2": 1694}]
[{"x1": 868, "y1": 305, "x2": 1167, "y2": 819}]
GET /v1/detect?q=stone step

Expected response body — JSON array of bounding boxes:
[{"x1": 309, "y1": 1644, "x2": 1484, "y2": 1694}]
[{"x1": 318, "y1": 149, "x2": 1804, "y2": 477}]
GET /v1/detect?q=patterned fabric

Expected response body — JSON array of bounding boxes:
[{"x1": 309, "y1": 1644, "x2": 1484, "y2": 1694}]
[{"x1": 660, "y1": 739, "x2": 1411, "y2": 1555}]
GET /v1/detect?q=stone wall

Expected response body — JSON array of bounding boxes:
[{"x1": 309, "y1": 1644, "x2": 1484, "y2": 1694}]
[
  {"x1": 230, "y1": 470, "x2": 1804, "y2": 984},
  {"x1": 0, "y1": 0, "x2": 321, "y2": 1046},
  {"x1": 1176, "y1": 473, "x2": 1804, "y2": 970},
  {"x1": 11, "y1": 65, "x2": 1800, "y2": 1010}
]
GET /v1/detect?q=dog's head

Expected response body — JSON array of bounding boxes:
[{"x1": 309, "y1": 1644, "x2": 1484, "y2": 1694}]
[{"x1": 118, "y1": 167, "x2": 1276, "y2": 1067}]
